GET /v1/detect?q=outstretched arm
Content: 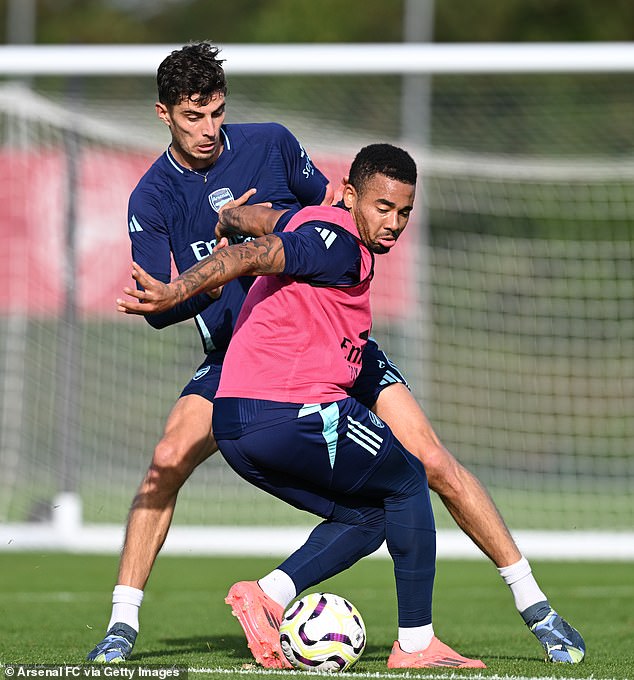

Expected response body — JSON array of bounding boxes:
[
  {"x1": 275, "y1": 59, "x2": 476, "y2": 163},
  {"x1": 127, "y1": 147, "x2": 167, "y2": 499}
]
[{"x1": 117, "y1": 233, "x2": 286, "y2": 315}]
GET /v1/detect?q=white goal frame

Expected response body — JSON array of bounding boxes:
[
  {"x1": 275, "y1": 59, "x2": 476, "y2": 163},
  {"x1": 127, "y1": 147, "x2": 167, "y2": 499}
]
[
  {"x1": 1, "y1": 42, "x2": 634, "y2": 76},
  {"x1": 1, "y1": 42, "x2": 633, "y2": 559}
]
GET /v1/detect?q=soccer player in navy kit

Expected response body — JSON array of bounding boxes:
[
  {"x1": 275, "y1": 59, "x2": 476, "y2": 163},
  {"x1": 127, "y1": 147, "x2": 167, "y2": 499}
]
[
  {"x1": 87, "y1": 42, "x2": 332, "y2": 663},
  {"x1": 88, "y1": 42, "x2": 584, "y2": 666}
]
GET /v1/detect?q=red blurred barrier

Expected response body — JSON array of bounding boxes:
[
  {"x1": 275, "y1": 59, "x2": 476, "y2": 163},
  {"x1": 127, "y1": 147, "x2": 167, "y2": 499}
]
[{"x1": 0, "y1": 150, "x2": 417, "y2": 319}]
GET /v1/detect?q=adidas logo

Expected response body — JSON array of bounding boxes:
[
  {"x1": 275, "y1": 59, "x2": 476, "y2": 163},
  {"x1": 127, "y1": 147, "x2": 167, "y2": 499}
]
[
  {"x1": 345, "y1": 415, "x2": 383, "y2": 456},
  {"x1": 129, "y1": 214, "x2": 143, "y2": 232},
  {"x1": 314, "y1": 226, "x2": 337, "y2": 249},
  {"x1": 428, "y1": 657, "x2": 473, "y2": 667},
  {"x1": 263, "y1": 607, "x2": 281, "y2": 630}
]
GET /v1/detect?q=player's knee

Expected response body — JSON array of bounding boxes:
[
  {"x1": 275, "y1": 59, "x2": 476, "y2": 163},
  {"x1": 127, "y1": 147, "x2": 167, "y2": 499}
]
[
  {"x1": 359, "y1": 506, "x2": 386, "y2": 545},
  {"x1": 350, "y1": 509, "x2": 385, "y2": 557},
  {"x1": 331, "y1": 504, "x2": 385, "y2": 549},
  {"x1": 418, "y1": 443, "x2": 463, "y2": 497},
  {"x1": 147, "y1": 439, "x2": 198, "y2": 491}
]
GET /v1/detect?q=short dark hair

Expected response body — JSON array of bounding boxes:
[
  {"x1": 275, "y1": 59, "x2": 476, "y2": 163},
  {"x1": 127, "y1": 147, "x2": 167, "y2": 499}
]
[
  {"x1": 348, "y1": 144, "x2": 417, "y2": 192},
  {"x1": 157, "y1": 41, "x2": 227, "y2": 106}
]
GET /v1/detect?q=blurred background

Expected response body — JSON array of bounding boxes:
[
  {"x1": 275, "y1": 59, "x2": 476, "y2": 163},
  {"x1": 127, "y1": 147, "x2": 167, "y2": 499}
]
[
  {"x1": 0, "y1": 0, "x2": 632, "y2": 555},
  {"x1": 3, "y1": 0, "x2": 634, "y2": 44}
]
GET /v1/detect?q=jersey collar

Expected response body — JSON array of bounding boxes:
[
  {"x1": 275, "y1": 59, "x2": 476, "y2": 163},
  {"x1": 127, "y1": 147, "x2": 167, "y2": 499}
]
[{"x1": 164, "y1": 127, "x2": 231, "y2": 175}]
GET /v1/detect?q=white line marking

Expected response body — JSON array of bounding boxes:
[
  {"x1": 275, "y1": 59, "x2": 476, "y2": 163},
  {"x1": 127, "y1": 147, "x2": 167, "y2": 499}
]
[
  {"x1": 186, "y1": 668, "x2": 592, "y2": 680},
  {"x1": 0, "y1": 665, "x2": 597, "y2": 680}
]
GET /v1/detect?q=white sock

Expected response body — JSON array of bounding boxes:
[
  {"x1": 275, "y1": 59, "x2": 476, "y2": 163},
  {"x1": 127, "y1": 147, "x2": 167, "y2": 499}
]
[
  {"x1": 398, "y1": 624, "x2": 434, "y2": 653},
  {"x1": 498, "y1": 556, "x2": 547, "y2": 613},
  {"x1": 108, "y1": 585, "x2": 144, "y2": 633},
  {"x1": 257, "y1": 569, "x2": 297, "y2": 609}
]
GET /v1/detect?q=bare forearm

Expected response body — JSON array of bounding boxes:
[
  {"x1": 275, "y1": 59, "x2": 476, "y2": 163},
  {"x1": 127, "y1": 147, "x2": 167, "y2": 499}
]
[
  {"x1": 174, "y1": 233, "x2": 284, "y2": 298},
  {"x1": 117, "y1": 234, "x2": 286, "y2": 316}
]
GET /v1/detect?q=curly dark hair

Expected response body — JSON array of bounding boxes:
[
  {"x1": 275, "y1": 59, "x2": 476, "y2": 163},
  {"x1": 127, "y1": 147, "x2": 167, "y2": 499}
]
[
  {"x1": 348, "y1": 144, "x2": 417, "y2": 192},
  {"x1": 157, "y1": 41, "x2": 227, "y2": 106}
]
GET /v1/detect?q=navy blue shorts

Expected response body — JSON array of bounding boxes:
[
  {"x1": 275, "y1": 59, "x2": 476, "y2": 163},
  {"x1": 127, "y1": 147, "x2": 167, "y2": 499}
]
[
  {"x1": 213, "y1": 396, "x2": 430, "y2": 522},
  {"x1": 348, "y1": 337, "x2": 409, "y2": 408},
  {"x1": 179, "y1": 351, "x2": 226, "y2": 401}
]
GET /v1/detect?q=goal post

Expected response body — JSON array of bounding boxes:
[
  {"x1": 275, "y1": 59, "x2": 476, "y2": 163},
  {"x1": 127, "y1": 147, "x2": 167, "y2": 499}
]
[
  {"x1": 0, "y1": 43, "x2": 633, "y2": 559},
  {"x1": 1, "y1": 42, "x2": 634, "y2": 75}
]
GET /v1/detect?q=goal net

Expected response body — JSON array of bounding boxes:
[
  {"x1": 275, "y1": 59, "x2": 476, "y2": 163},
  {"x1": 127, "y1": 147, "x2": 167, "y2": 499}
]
[{"x1": 1, "y1": 44, "x2": 632, "y2": 556}]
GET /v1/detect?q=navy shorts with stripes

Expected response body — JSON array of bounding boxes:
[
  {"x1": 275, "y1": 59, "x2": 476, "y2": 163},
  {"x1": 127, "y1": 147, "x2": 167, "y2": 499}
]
[
  {"x1": 214, "y1": 396, "x2": 436, "y2": 627},
  {"x1": 213, "y1": 396, "x2": 430, "y2": 522}
]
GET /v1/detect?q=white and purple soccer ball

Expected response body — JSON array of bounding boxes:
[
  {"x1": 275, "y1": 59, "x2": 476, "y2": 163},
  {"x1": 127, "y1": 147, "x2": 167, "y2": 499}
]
[{"x1": 279, "y1": 592, "x2": 366, "y2": 673}]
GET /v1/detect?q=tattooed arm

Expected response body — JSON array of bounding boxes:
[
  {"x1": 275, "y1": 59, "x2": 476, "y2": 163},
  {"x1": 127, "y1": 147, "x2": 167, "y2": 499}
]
[{"x1": 117, "y1": 234, "x2": 285, "y2": 316}]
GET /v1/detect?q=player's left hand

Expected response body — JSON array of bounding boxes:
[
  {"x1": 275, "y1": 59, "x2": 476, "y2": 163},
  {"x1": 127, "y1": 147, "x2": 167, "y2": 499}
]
[
  {"x1": 215, "y1": 188, "x2": 272, "y2": 241},
  {"x1": 116, "y1": 262, "x2": 178, "y2": 315}
]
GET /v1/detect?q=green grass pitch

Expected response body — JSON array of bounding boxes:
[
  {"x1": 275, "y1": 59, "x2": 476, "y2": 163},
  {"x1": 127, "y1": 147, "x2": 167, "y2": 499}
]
[{"x1": 0, "y1": 553, "x2": 632, "y2": 679}]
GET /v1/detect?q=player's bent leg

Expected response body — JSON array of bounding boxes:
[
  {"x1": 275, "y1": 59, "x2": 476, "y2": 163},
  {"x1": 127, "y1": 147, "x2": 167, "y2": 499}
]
[
  {"x1": 279, "y1": 504, "x2": 386, "y2": 594},
  {"x1": 224, "y1": 506, "x2": 384, "y2": 671},
  {"x1": 387, "y1": 638, "x2": 486, "y2": 669},
  {"x1": 117, "y1": 394, "x2": 217, "y2": 590},
  {"x1": 373, "y1": 384, "x2": 585, "y2": 663},
  {"x1": 522, "y1": 602, "x2": 585, "y2": 663},
  {"x1": 225, "y1": 581, "x2": 292, "y2": 669},
  {"x1": 87, "y1": 395, "x2": 217, "y2": 662},
  {"x1": 364, "y1": 439, "x2": 436, "y2": 630},
  {"x1": 373, "y1": 383, "x2": 521, "y2": 567}
]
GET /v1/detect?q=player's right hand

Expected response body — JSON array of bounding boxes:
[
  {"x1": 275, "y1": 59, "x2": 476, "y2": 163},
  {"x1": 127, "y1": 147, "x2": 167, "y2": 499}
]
[{"x1": 116, "y1": 262, "x2": 179, "y2": 315}]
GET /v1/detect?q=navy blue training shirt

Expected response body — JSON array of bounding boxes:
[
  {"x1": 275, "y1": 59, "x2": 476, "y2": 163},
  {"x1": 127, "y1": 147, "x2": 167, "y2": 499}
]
[
  {"x1": 127, "y1": 122, "x2": 330, "y2": 353},
  {"x1": 278, "y1": 221, "x2": 363, "y2": 287}
]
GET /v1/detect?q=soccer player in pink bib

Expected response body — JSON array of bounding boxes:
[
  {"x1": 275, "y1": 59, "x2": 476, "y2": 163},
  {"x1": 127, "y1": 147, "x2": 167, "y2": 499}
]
[{"x1": 117, "y1": 144, "x2": 488, "y2": 669}]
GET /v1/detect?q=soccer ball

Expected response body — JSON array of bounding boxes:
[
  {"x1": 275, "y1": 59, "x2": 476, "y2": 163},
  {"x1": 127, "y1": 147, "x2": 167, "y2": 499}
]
[{"x1": 279, "y1": 592, "x2": 366, "y2": 673}]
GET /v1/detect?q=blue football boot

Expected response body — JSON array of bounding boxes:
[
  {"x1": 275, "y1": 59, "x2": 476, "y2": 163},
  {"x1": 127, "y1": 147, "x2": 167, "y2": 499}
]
[
  {"x1": 522, "y1": 601, "x2": 585, "y2": 663},
  {"x1": 86, "y1": 623, "x2": 137, "y2": 663}
]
